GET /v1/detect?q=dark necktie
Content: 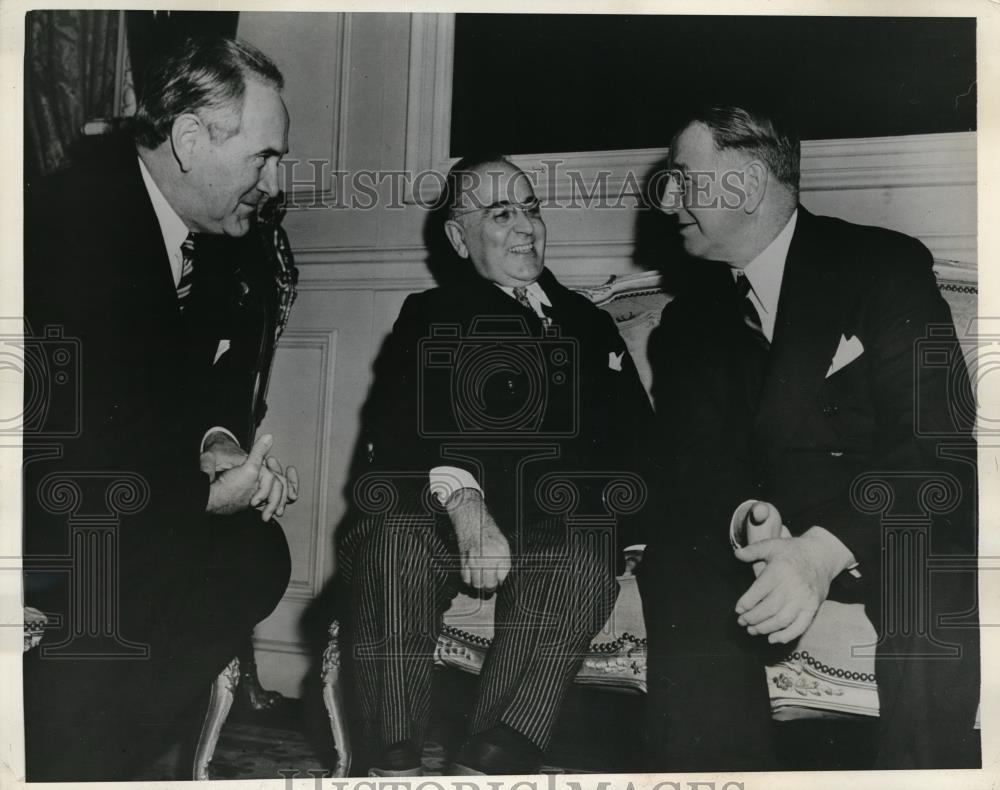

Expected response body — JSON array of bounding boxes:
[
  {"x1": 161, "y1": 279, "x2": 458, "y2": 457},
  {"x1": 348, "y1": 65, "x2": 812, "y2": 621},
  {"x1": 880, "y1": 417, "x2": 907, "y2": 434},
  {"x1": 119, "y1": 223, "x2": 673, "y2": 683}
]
[
  {"x1": 735, "y1": 273, "x2": 769, "y2": 350},
  {"x1": 177, "y1": 233, "x2": 195, "y2": 310},
  {"x1": 513, "y1": 285, "x2": 552, "y2": 329}
]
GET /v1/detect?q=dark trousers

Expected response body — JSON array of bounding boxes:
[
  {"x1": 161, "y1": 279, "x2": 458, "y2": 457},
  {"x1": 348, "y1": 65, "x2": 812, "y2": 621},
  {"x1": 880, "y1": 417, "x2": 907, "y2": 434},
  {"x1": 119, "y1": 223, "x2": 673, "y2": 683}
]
[
  {"x1": 23, "y1": 511, "x2": 291, "y2": 782},
  {"x1": 638, "y1": 542, "x2": 786, "y2": 772},
  {"x1": 638, "y1": 540, "x2": 980, "y2": 771},
  {"x1": 339, "y1": 508, "x2": 618, "y2": 757}
]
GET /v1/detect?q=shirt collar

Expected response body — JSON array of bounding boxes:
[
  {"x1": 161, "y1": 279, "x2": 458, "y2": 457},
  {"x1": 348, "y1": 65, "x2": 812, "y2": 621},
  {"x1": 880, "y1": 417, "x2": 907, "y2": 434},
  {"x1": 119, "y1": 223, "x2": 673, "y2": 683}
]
[
  {"x1": 732, "y1": 209, "x2": 798, "y2": 317},
  {"x1": 137, "y1": 156, "x2": 191, "y2": 268},
  {"x1": 496, "y1": 280, "x2": 552, "y2": 306}
]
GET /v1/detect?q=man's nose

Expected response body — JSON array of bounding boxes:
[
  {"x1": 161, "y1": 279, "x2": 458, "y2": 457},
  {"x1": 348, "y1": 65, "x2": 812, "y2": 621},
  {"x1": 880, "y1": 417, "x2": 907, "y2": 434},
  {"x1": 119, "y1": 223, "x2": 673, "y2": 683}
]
[
  {"x1": 659, "y1": 184, "x2": 683, "y2": 215},
  {"x1": 513, "y1": 207, "x2": 535, "y2": 234},
  {"x1": 258, "y1": 159, "x2": 281, "y2": 199}
]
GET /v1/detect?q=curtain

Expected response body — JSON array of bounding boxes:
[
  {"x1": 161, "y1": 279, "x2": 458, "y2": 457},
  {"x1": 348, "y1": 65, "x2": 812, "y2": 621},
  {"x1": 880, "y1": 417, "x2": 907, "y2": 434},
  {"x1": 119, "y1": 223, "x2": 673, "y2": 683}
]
[
  {"x1": 24, "y1": 10, "x2": 121, "y2": 180},
  {"x1": 126, "y1": 11, "x2": 238, "y2": 98}
]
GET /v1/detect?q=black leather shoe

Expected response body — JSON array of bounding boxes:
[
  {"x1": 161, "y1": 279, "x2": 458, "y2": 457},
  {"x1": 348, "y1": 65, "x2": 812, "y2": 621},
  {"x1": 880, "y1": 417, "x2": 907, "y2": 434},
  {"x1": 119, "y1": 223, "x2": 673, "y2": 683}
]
[
  {"x1": 451, "y1": 725, "x2": 542, "y2": 775},
  {"x1": 369, "y1": 741, "x2": 422, "y2": 776}
]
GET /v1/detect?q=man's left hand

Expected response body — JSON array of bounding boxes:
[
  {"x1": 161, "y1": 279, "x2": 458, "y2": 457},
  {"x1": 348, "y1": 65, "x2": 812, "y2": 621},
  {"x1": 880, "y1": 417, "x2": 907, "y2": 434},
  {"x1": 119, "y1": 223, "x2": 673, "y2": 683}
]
[
  {"x1": 200, "y1": 431, "x2": 299, "y2": 520},
  {"x1": 251, "y1": 454, "x2": 300, "y2": 521},
  {"x1": 200, "y1": 431, "x2": 247, "y2": 479},
  {"x1": 733, "y1": 527, "x2": 853, "y2": 644}
]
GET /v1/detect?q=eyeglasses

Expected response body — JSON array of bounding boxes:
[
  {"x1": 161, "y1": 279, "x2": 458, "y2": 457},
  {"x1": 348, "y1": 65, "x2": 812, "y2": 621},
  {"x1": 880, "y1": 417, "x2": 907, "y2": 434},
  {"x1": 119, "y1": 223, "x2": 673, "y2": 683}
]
[
  {"x1": 452, "y1": 198, "x2": 542, "y2": 227},
  {"x1": 657, "y1": 169, "x2": 691, "y2": 212},
  {"x1": 657, "y1": 163, "x2": 756, "y2": 212}
]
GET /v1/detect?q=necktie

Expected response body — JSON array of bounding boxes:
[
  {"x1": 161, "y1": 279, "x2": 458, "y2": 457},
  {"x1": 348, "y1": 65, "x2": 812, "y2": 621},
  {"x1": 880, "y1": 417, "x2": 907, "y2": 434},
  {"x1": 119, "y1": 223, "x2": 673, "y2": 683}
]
[
  {"x1": 176, "y1": 233, "x2": 195, "y2": 310},
  {"x1": 512, "y1": 286, "x2": 552, "y2": 329},
  {"x1": 735, "y1": 273, "x2": 768, "y2": 350}
]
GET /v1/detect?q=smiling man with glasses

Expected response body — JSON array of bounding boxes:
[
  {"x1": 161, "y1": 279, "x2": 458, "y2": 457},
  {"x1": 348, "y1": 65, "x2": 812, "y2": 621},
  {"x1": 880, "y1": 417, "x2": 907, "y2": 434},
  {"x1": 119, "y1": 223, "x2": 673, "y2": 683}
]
[{"x1": 337, "y1": 154, "x2": 655, "y2": 776}]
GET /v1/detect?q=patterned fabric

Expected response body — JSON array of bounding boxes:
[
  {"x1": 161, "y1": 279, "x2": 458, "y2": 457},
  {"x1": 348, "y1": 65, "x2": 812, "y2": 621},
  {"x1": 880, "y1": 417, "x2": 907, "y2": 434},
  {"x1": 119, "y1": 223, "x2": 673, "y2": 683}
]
[
  {"x1": 177, "y1": 233, "x2": 195, "y2": 308},
  {"x1": 513, "y1": 285, "x2": 552, "y2": 328},
  {"x1": 24, "y1": 10, "x2": 121, "y2": 179},
  {"x1": 735, "y1": 273, "x2": 769, "y2": 349},
  {"x1": 339, "y1": 503, "x2": 617, "y2": 754}
]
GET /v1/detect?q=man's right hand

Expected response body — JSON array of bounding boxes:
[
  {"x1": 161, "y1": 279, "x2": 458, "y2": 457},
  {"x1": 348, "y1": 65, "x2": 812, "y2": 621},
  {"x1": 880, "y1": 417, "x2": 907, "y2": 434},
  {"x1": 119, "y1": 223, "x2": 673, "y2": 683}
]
[
  {"x1": 445, "y1": 488, "x2": 511, "y2": 594},
  {"x1": 206, "y1": 433, "x2": 274, "y2": 515},
  {"x1": 736, "y1": 500, "x2": 788, "y2": 576}
]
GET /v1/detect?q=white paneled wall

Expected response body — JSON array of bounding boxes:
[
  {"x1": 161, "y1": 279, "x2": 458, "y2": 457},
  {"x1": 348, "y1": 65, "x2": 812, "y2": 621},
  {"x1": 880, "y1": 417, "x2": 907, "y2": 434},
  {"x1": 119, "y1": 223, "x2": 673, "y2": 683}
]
[{"x1": 238, "y1": 12, "x2": 977, "y2": 696}]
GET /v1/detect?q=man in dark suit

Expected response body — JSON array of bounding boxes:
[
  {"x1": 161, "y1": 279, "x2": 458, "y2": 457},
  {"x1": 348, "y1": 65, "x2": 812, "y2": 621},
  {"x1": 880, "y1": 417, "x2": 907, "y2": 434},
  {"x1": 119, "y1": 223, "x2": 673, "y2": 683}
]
[
  {"x1": 639, "y1": 105, "x2": 979, "y2": 771},
  {"x1": 23, "y1": 37, "x2": 297, "y2": 780},
  {"x1": 339, "y1": 154, "x2": 653, "y2": 775}
]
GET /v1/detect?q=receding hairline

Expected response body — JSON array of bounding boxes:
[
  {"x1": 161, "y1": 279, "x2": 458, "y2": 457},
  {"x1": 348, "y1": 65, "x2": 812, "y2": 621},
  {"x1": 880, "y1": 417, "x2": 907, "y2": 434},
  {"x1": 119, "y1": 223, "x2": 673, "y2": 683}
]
[
  {"x1": 670, "y1": 106, "x2": 801, "y2": 193},
  {"x1": 199, "y1": 73, "x2": 286, "y2": 141},
  {"x1": 130, "y1": 35, "x2": 285, "y2": 149},
  {"x1": 671, "y1": 120, "x2": 738, "y2": 161},
  {"x1": 449, "y1": 159, "x2": 534, "y2": 212}
]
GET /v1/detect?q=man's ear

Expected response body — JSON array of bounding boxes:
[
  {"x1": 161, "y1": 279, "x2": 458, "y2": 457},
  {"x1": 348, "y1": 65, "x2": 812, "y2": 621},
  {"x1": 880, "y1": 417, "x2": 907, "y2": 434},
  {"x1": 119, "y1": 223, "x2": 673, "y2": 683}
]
[
  {"x1": 444, "y1": 219, "x2": 469, "y2": 259},
  {"x1": 743, "y1": 160, "x2": 767, "y2": 214},
  {"x1": 170, "y1": 113, "x2": 205, "y2": 173}
]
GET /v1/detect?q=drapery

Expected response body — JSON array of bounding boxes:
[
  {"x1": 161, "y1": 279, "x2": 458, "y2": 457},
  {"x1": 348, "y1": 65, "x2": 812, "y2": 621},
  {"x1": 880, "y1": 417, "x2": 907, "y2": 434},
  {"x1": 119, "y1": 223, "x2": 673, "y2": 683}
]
[{"x1": 24, "y1": 10, "x2": 121, "y2": 180}]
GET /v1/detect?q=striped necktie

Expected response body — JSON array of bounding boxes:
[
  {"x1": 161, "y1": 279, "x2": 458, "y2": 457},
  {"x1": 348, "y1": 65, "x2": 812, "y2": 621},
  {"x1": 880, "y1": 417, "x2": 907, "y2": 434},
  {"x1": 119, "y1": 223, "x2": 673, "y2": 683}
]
[
  {"x1": 176, "y1": 233, "x2": 195, "y2": 310},
  {"x1": 513, "y1": 285, "x2": 552, "y2": 328},
  {"x1": 735, "y1": 273, "x2": 769, "y2": 350}
]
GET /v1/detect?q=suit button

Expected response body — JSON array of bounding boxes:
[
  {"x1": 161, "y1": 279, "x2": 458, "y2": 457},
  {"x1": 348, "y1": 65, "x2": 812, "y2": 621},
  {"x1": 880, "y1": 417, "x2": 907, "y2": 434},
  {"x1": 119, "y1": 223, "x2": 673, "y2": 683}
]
[{"x1": 822, "y1": 403, "x2": 839, "y2": 416}]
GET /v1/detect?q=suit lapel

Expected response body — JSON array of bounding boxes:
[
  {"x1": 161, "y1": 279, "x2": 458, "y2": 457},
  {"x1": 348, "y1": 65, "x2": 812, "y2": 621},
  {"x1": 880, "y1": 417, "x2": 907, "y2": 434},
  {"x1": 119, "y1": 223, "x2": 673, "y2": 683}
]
[
  {"x1": 113, "y1": 153, "x2": 224, "y2": 372},
  {"x1": 536, "y1": 268, "x2": 596, "y2": 333},
  {"x1": 536, "y1": 268, "x2": 569, "y2": 324},
  {"x1": 111, "y1": 154, "x2": 185, "y2": 322},
  {"x1": 462, "y1": 269, "x2": 558, "y2": 330},
  {"x1": 753, "y1": 209, "x2": 848, "y2": 440}
]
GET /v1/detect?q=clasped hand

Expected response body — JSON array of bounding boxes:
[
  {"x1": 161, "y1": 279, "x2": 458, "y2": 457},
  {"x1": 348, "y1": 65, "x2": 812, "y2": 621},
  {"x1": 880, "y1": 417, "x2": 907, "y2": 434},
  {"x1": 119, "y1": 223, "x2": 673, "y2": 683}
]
[
  {"x1": 202, "y1": 432, "x2": 299, "y2": 520},
  {"x1": 733, "y1": 502, "x2": 847, "y2": 645},
  {"x1": 445, "y1": 488, "x2": 511, "y2": 594}
]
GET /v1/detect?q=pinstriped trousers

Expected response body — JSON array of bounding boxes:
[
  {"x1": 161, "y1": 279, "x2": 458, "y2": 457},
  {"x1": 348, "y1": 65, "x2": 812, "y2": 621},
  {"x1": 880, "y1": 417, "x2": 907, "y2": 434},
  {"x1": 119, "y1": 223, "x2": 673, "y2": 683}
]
[{"x1": 338, "y1": 506, "x2": 618, "y2": 754}]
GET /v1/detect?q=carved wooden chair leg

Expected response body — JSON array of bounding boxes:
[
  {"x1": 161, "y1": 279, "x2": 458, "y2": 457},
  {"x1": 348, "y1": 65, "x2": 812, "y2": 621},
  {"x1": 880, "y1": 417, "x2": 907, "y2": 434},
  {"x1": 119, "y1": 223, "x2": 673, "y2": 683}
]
[
  {"x1": 321, "y1": 621, "x2": 351, "y2": 777},
  {"x1": 193, "y1": 657, "x2": 241, "y2": 780}
]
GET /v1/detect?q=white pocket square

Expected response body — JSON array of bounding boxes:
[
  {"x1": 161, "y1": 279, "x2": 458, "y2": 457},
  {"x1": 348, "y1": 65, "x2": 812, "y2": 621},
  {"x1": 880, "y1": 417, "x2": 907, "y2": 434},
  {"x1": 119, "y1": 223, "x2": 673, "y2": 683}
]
[
  {"x1": 826, "y1": 334, "x2": 864, "y2": 378},
  {"x1": 608, "y1": 351, "x2": 624, "y2": 372},
  {"x1": 213, "y1": 339, "x2": 231, "y2": 364}
]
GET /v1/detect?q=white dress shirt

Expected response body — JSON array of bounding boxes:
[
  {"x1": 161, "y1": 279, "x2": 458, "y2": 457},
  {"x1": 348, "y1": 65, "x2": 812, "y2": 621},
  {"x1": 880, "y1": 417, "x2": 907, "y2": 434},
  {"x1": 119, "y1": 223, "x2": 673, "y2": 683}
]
[
  {"x1": 137, "y1": 156, "x2": 190, "y2": 287},
  {"x1": 730, "y1": 209, "x2": 798, "y2": 344},
  {"x1": 495, "y1": 280, "x2": 553, "y2": 320}
]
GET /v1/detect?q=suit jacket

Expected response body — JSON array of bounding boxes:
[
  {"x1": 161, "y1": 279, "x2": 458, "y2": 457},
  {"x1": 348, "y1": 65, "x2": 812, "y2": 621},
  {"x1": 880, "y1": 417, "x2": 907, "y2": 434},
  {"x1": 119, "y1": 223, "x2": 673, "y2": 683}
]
[
  {"x1": 647, "y1": 206, "x2": 978, "y2": 763},
  {"x1": 652, "y1": 207, "x2": 976, "y2": 584},
  {"x1": 23, "y1": 137, "x2": 276, "y2": 577},
  {"x1": 359, "y1": 267, "x2": 655, "y2": 552}
]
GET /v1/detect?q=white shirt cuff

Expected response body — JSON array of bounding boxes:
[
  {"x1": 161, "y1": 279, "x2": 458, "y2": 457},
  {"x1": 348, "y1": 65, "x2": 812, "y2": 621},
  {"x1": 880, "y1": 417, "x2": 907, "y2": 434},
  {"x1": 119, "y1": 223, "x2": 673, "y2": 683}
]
[
  {"x1": 730, "y1": 499, "x2": 861, "y2": 578},
  {"x1": 429, "y1": 466, "x2": 482, "y2": 504},
  {"x1": 201, "y1": 427, "x2": 240, "y2": 453}
]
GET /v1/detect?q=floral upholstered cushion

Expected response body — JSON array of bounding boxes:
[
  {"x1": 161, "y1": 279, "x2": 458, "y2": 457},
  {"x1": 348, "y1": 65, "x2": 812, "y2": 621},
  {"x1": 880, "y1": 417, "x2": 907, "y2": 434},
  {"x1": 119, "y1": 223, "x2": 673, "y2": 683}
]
[{"x1": 436, "y1": 573, "x2": 647, "y2": 693}]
